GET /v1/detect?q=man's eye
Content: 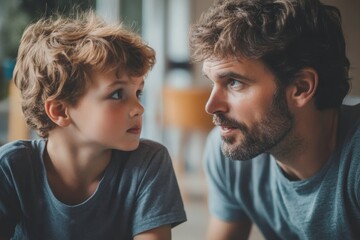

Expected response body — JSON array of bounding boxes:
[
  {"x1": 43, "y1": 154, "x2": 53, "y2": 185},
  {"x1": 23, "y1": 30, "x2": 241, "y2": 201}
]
[
  {"x1": 110, "y1": 89, "x2": 123, "y2": 99},
  {"x1": 228, "y1": 79, "x2": 243, "y2": 89}
]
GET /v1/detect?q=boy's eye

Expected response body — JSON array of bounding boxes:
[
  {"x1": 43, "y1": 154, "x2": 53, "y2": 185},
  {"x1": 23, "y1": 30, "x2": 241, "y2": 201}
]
[
  {"x1": 137, "y1": 90, "x2": 143, "y2": 99},
  {"x1": 110, "y1": 89, "x2": 123, "y2": 99}
]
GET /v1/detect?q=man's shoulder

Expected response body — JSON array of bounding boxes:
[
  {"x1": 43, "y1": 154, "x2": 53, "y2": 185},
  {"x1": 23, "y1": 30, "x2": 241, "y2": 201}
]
[
  {"x1": 339, "y1": 104, "x2": 360, "y2": 141},
  {"x1": 341, "y1": 103, "x2": 360, "y2": 125},
  {"x1": 336, "y1": 104, "x2": 360, "y2": 179}
]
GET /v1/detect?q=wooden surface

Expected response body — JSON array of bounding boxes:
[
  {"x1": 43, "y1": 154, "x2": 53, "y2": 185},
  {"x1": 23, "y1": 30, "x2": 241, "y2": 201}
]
[
  {"x1": 7, "y1": 80, "x2": 29, "y2": 141},
  {"x1": 162, "y1": 86, "x2": 214, "y2": 202},
  {"x1": 162, "y1": 86, "x2": 213, "y2": 132}
]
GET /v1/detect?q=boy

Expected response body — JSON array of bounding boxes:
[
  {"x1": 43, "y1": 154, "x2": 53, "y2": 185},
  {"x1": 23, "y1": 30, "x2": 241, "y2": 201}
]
[{"x1": 0, "y1": 10, "x2": 186, "y2": 240}]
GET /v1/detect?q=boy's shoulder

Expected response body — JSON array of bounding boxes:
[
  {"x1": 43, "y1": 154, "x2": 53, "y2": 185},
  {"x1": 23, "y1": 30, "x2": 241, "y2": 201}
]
[
  {"x1": 0, "y1": 139, "x2": 44, "y2": 167},
  {"x1": 121, "y1": 139, "x2": 171, "y2": 165},
  {"x1": 137, "y1": 138, "x2": 168, "y2": 153}
]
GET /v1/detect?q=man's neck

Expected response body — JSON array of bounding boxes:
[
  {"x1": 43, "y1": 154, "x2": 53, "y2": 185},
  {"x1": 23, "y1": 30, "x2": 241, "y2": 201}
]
[{"x1": 272, "y1": 108, "x2": 339, "y2": 180}]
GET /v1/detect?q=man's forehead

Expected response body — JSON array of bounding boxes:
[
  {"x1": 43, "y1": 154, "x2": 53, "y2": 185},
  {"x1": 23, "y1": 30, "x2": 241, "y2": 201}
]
[
  {"x1": 202, "y1": 58, "x2": 241, "y2": 73},
  {"x1": 204, "y1": 57, "x2": 239, "y2": 66},
  {"x1": 203, "y1": 58, "x2": 238, "y2": 68}
]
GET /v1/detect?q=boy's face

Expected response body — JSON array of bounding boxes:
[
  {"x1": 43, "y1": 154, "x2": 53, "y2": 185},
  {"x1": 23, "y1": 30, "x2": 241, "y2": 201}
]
[
  {"x1": 203, "y1": 57, "x2": 294, "y2": 160},
  {"x1": 67, "y1": 69, "x2": 144, "y2": 151}
]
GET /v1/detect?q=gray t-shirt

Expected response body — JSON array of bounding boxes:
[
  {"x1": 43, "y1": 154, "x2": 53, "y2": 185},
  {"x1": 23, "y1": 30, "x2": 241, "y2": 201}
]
[
  {"x1": 0, "y1": 139, "x2": 186, "y2": 239},
  {"x1": 204, "y1": 104, "x2": 360, "y2": 239}
]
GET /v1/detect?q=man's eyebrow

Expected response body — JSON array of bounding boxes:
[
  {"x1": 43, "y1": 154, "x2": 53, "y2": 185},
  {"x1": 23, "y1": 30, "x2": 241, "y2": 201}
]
[
  {"x1": 202, "y1": 72, "x2": 210, "y2": 80},
  {"x1": 202, "y1": 71, "x2": 253, "y2": 82},
  {"x1": 217, "y1": 71, "x2": 252, "y2": 81}
]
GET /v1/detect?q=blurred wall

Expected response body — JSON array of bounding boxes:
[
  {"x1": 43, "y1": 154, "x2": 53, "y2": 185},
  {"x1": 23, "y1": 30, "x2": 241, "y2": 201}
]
[{"x1": 323, "y1": 0, "x2": 360, "y2": 96}]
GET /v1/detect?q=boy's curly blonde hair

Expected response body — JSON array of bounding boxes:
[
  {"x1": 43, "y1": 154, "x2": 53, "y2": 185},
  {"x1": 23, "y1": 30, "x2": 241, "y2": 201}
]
[{"x1": 13, "y1": 10, "x2": 155, "y2": 138}]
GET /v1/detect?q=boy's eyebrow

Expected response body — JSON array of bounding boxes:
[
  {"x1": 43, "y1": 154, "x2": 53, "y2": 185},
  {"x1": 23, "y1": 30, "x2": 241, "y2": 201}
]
[
  {"x1": 106, "y1": 79, "x2": 145, "y2": 88},
  {"x1": 136, "y1": 80, "x2": 145, "y2": 88}
]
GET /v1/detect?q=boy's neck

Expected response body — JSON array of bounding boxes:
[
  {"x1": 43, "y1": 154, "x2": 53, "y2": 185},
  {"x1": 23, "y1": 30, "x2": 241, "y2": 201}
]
[{"x1": 44, "y1": 132, "x2": 112, "y2": 205}]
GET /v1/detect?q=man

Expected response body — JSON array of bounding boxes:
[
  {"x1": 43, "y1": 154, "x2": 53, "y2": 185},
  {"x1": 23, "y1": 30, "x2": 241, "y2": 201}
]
[{"x1": 190, "y1": 0, "x2": 360, "y2": 239}]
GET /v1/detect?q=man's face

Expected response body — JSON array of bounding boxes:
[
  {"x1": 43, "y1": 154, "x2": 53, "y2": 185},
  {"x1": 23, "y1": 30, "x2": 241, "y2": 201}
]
[{"x1": 203, "y1": 57, "x2": 294, "y2": 160}]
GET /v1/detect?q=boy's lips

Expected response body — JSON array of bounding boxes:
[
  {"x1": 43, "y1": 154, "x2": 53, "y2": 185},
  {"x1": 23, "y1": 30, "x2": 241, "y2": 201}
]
[{"x1": 127, "y1": 125, "x2": 142, "y2": 134}]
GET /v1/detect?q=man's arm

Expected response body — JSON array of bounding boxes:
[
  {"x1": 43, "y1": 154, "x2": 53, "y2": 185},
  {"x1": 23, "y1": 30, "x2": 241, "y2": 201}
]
[
  {"x1": 207, "y1": 216, "x2": 252, "y2": 240},
  {"x1": 133, "y1": 224, "x2": 171, "y2": 240}
]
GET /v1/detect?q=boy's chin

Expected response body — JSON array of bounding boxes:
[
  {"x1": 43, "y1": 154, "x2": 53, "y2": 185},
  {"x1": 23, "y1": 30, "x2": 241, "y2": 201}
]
[{"x1": 116, "y1": 141, "x2": 140, "y2": 152}]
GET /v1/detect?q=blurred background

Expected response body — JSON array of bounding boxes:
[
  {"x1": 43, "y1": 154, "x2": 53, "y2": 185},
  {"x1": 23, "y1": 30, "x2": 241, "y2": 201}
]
[{"x1": 0, "y1": 0, "x2": 359, "y2": 239}]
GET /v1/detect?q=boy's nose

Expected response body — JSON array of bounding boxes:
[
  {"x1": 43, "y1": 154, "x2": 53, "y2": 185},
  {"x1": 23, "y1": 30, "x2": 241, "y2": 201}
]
[{"x1": 129, "y1": 101, "x2": 144, "y2": 118}]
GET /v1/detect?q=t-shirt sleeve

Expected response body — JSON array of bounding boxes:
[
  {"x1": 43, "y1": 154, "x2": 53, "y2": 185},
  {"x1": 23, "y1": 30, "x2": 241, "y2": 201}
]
[
  {"x1": 131, "y1": 144, "x2": 187, "y2": 236},
  {"x1": 0, "y1": 144, "x2": 21, "y2": 238},
  {"x1": 204, "y1": 127, "x2": 249, "y2": 222},
  {"x1": 352, "y1": 122, "x2": 360, "y2": 207}
]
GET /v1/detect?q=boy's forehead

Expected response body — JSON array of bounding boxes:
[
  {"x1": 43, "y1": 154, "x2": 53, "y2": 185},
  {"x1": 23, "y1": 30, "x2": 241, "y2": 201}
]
[
  {"x1": 89, "y1": 67, "x2": 122, "y2": 79},
  {"x1": 88, "y1": 68, "x2": 145, "y2": 86}
]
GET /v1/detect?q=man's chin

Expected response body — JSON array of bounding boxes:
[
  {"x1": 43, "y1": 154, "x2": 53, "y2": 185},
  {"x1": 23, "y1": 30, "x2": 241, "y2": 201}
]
[{"x1": 221, "y1": 142, "x2": 260, "y2": 161}]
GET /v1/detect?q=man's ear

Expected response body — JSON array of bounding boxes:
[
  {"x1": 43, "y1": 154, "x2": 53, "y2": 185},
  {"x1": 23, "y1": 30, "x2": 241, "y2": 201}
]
[
  {"x1": 44, "y1": 99, "x2": 71, "y2": 127},
  {"x1": 287, "y1": 67, "x2": 318, "y2": 108}
]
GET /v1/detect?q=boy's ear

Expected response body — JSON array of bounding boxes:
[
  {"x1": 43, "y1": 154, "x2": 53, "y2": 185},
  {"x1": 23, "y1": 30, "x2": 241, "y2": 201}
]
[
  {"x1": 287, "y1": 67, "x2": 318, "y2": 108},
  {"x1": 44, "y1": 99, "x2": 71, "y2": 127}
]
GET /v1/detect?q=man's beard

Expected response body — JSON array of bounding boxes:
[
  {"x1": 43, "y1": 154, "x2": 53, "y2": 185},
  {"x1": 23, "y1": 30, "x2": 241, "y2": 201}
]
[{"x1": 213, "y1": 88, "x2": 294, "y2": 161}]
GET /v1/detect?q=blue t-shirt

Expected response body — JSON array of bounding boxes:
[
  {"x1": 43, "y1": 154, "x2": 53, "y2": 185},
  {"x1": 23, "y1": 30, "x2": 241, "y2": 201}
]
[
  {"x1": 204, "y1": 104, "x2": 360, "y2": 239},
  {"x1": 0, "y1": 139, "x2": 186, "y2": 239}
]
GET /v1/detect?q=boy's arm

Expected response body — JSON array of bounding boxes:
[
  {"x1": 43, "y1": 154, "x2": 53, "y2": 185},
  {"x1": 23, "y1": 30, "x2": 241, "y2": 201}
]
[
  {"x1": 207, "y1": 216, "x2": 252, "y2": 240},
  {"x1": 133, "y1": 224, "x2": 171, "y2": 240}
]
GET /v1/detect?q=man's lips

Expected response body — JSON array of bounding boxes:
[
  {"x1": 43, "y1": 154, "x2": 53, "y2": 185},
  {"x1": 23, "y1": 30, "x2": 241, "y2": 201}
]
[
  {"x1": 219, "y1": 125, "x2": 238, "y2": 133},
  {"x1": 213, "y1": 118, "x2": 238, "y2": 130}
]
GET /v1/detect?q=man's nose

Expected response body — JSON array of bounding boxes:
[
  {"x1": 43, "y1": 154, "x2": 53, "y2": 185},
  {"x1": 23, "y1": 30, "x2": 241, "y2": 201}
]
[{"x1": 205, "y1": 87, "x2": 228, "y2": 115}]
